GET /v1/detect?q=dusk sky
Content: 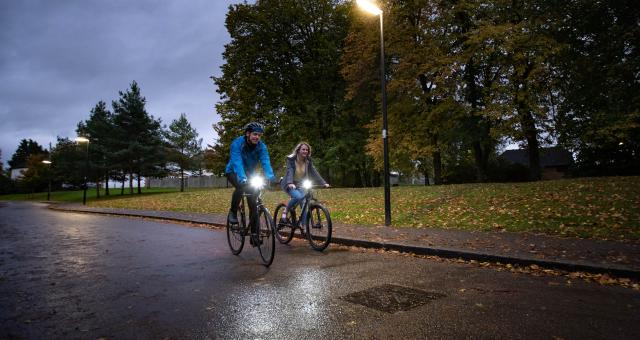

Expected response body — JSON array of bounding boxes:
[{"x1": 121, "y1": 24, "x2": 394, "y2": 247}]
[{"x1": 1, "y1": 0, "x2": 250, "y2": 167}]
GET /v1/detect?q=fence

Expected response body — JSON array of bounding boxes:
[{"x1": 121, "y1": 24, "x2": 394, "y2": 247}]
[{"x1": 146, "y1": 176, "x2": 229, "y2": 189}]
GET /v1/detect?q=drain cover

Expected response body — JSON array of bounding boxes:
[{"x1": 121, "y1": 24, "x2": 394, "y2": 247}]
[{"x1": 341, "y1": 284, "x2": 446, "y2": 313}]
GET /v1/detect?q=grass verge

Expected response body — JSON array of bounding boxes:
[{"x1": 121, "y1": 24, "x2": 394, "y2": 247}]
[{"x1": 3, "y1": 176, "x2": 638, "y2": 240}]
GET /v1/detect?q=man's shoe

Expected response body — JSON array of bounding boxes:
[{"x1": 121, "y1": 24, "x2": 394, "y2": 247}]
[{"x1": 227, "y1": 211, "x2": 238, "y2": 225}]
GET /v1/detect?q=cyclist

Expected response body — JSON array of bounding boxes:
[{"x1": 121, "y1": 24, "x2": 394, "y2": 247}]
[
  {"x1": 225, "y1": 122, "x2": 276, "y2": 244},
  {"x1": 279, "y1": 142, "x2": 329, "y2": 224}
]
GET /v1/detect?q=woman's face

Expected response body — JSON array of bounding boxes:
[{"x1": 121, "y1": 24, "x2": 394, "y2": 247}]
[{"x1": 298, "y1": 144, "x2": 310, "y2": 158}]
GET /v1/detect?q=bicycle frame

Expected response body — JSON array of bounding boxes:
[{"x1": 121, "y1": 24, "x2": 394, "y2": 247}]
[
  {"x1": 239, "y1": 188, "x2": 266, "y2": 231},
  {"x1": 288, "y1": 186, "x2": 324, "y2": 230}
]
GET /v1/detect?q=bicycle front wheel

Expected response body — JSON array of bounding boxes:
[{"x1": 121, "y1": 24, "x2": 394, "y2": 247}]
[
  {"x1": 306, "y1": 203, "x2": 332, "y2": 251},
  {"x1": 274, "y1": 203, "x2": 295, "y2": 244},
  {"x1": 226, "y1": 200, "x2": 247, "y2": 255},
  {"x1": 257, "y1": 206, "x2": 276, "y2": 266}
]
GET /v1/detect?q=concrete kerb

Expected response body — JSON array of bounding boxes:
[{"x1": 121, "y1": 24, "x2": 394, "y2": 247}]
[
  {"x1": 332, "y1": 237, "x2": 640, "y2": 280},
  {"x1": 48, "y1": 204, "x2": 224, "y2": 229},
  {"x1": 49, "y1": 203, "x2": 640, "y2": 280}
]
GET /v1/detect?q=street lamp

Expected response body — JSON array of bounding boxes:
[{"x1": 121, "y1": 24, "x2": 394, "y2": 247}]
[
  {"x1": 357, "y1": 0, "x2": 391, "y2": 226},
  {"x1": 42, "y1": 160, "x2": 52, "y2": 201},
  {"x1": 75, "y1": 136, "x2": 90, "y2": 205}
]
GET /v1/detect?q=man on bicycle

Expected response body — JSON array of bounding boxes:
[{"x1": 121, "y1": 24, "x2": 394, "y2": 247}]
[{"x1": 225, "y1": 122, "x2": 276, "y2": 244}]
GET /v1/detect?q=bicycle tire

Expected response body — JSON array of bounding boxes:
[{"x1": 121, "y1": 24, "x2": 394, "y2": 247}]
[
  {"x1": 226, "y1": 198, "x2": 246, "y2": 255},
  {"x1": 306, "y1": 203, "x2": 332, "y2": 251},
  {"x1": 274, "y1": 203, "x2": 295, "y2": 244},
  {"x1": 257, "y1": 206, "x2": 276, "y2": 266}
]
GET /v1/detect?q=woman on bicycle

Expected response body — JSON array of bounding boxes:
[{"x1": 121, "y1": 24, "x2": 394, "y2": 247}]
[{"x1": 279, "y1": 142, "x2": 329, "y2": 224}]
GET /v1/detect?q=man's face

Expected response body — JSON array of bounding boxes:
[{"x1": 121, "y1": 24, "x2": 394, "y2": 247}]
[{"x1": 246, "y1": 131, "x2": 262, "y2": 145}]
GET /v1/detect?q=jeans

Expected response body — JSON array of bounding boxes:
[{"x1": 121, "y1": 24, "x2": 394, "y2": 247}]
[{"x1": 286, "y1": 187, "x2": 307, "y2": 222}]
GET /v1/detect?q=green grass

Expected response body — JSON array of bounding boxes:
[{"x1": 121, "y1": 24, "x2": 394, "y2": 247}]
[
  {"x1": 0, "y1": 187, "x2": 181, "y2": 202},
  {"x1": 3, "y1": 177, "x2": 639, "y2": 241}
]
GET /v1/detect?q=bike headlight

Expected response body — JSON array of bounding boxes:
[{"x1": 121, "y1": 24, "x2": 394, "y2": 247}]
[
  {"x1": 302, "y1": 179, "x2": 312, "y2": 189},
  {"x1": 250, "y1": 176, "x2": 265, "y2": 189}
]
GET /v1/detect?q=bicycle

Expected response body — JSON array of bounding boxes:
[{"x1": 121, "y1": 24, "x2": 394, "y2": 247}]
[
  {"x1": 273, "y1": 179, "x2": 332, "y2": 251},
  {"x1": 226, "y1": 176, "x2": 276, "y2": 266}
]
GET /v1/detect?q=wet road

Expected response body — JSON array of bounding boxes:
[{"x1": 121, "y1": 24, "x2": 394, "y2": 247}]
[{"x1": 1, "y1": 201, "x2": 639, "y2": 339}]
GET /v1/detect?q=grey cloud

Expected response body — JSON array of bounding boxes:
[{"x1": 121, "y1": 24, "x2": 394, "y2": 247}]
[{"x1": 1, "y1": 0, "x2": 244, "y2": 166}]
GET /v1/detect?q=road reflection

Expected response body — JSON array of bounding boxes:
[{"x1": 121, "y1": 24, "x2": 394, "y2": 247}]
[{"x1": 218, "y1": 266, "x2": 332, "y2": 337}]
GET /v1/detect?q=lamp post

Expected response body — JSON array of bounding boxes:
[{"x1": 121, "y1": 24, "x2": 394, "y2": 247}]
[
  {"x1": 75, "y1": 136, "x2": 90, "y2": 205},
  {"x1": 42, "y1": 160, "x2": 52, "y2": 201},
  {"x1": 357, "y1": 0, "x2": 391, "y2": 226}
]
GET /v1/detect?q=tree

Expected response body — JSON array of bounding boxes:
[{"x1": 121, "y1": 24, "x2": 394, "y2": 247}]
[
  {"x1": 212, "y1": 0, "x2": 353, "y2": 184},
  {"x1": 165, "y1": 113, "x2": 203, "y2": 192},
  {"x1": 50, "y1": 137, "x2": 85, "y2": 189},
  {"x1": 8, "y1": 139, "x2": 47, "y2": 169},
  {"x1": 0, "y1": 150, "x2": 14, "y2": 194},
  {"x1": 77, "y1": 101, "x2": 116, "y2": 197},
  {"x1": 111, "y1": 81, "x2": 166, "y2": 194},
  {"x1": 17, "y1": 154, "x2": 49, "y2": 195},
  {"x1": 554, "y1": 0, "x2": 640, "y2": 175}
]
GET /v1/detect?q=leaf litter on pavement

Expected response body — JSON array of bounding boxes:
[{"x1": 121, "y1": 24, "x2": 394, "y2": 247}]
[{"x1": 334, "y1": 244, "x2": 640, "y2": 290}]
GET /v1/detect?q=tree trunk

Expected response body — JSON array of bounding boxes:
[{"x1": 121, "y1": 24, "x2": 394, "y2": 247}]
[
  {"x1": 120, "y1": 176, "x2": 125, "y2": 195},
  {"x1": 423, "y1": 167, "x2": 430, "y2": 186},
  {"x1": 137, "y1": 173, "x2": 141, "y2": 194},
  {"x1": 473, "y1": 141, "x2": 489, "y2": 182},
  {"x1": 129, "y1": 170, "x2": 134, "y2": 194},
  {"x1": 516, "y1": 62, "x2": 541, "y2": 181},
  {"x1": 432, "y1": 136, "x2": 442, "y2": 185},
  {"x1": 104, "y1": 172, "x2": 110, "y2": 196},
  {"x1": 518, "y1": 91, "x2": 541, "y2": 181},
  {"x1": 96, "y1": 178, "x2": 100, "y2": 198},
  {"x1": 521, "y1": 110, "x2": 541, "y2": 180},
  {"x1": 180, "y1": 168, "x2": 185, "y2": 192}
]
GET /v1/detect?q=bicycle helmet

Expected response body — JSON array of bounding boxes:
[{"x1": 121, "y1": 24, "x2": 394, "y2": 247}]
[{"x1": 244, "y1": 122, "x2": 264, "y2": 133}]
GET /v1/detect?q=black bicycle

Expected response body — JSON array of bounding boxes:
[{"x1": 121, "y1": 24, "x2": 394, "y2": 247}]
[
  {"x1": 226, "y1": 176, "x2": 276, "y2": 266},
  {"x1": 273, "y1": 180, "x2": 332, "y2": 251}
]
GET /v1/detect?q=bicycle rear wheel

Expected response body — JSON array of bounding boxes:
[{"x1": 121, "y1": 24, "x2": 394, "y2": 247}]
[
  {"x1": 306, "y1": 203, "x2": 332, "y2": 251},
  {"x1": 257, "y1": 206, "x2": 276, "y2": 266},
  {"x1": 226, "y1": 198, "x2": 247, "y2": 255},
  {"x1": 274, "y1": 203, "x2": 295, "y2": 244}
]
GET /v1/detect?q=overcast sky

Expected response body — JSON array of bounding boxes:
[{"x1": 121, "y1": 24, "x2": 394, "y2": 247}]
[{"x1": 1, "y1": 0, "x2": 249, "y2": 168}]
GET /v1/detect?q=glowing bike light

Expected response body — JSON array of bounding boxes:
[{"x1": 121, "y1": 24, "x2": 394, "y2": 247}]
[
  {"x1": 250, "y1": 176, "x2": 265, "y2": 189},
  {"x1": 302, "y1": 179, "x2": 312, "y2": 189}
]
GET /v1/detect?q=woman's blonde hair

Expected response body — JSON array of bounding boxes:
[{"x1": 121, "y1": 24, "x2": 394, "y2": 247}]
[{"x1": 288, "y1": 142, "x2": 312, "y2": 158}]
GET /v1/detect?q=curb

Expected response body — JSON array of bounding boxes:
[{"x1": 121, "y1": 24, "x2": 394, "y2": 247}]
[
  {"x1": 332, "y1": 237, "x2": 640, "y2": 280},
  {"x1": 49, "y1": 205, "x2": 224, "y2": 228},
  {"x1": 49, "y1": 204, "x2": 640, "y2": 279}
]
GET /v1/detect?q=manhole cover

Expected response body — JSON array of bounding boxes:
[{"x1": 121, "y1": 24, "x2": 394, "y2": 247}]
[{"x1": 340, "y1": 284, "x2": 446, "y2": 313}]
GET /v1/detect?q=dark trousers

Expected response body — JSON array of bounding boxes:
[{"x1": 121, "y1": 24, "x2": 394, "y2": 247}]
[{"x1": 227, "y1": 173, "x2": 259, "y2": 234}]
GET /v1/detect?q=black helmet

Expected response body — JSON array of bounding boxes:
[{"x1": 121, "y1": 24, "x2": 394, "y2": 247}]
[{"x1": 244, "y1": 122, "x2": 264, "y2": 133}]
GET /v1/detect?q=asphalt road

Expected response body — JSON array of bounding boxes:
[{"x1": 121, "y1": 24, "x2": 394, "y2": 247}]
[{"x1": 1, "y1": 201, "x2": 638, "y2": 339}]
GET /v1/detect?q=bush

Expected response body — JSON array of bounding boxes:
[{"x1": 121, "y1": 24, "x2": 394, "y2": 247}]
[{"x1": 0, "y1": 174, "x2": 15, "y2": 194}]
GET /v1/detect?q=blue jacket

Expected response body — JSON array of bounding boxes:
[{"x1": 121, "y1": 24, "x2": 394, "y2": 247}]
[{"x1": 225, "y1": 135, "x2": 275, "y2": 183}]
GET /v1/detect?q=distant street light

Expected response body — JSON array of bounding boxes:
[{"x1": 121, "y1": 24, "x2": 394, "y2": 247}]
[
  {"x1": 42, "y1": 160, "x2": 52, "y2": 201},
  {"x1": 75, "y1": 137, "x2": 90, "y2": 205},
  {"x1": 357, "y1": 0, "x2": 391, "y2": 226}
]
